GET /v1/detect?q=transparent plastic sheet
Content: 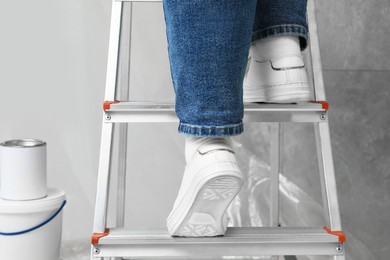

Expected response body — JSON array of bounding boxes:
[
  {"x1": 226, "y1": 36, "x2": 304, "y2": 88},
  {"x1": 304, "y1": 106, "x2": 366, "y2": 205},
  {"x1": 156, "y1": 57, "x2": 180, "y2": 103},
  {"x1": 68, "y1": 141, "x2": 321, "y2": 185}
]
[
  {"x1": 61, "y1": 240, "x2": 90, "y2": 260},
  {"x1": 226, "y1": 135, "x2": 376, "y2": 260}
]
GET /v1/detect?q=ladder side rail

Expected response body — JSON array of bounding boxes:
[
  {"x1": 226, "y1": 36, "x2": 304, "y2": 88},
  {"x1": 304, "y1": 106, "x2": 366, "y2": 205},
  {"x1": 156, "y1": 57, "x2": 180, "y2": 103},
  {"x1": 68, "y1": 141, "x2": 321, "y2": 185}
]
[
  {"x1": 308, "y1": 2, "x2": 345, "y2": 258},
  {"x1": 270, "y1": 124, "x2": 283, "y2": 260},
  {"x1": 314, "y1": 123, "x2": 343, "y2": 231},
  {"x1": 93, "y1": 123, "x2": 115, "y2": 233},
  {"x1": 93, "y1": 0, "x2": 123, "y2": 234},
  {"x1": 308, "y1": 0, "x2": 344, "y2": 235},
  {"x1": 117, "y1": 2, "x2": 133, "y2": 99},
  {"x1": 270, "y1": 123, "x2": 281, "y2": 228},
  {"x1": 115, "y1": 96, "x2": 128, "y2": 227},
  {"x1": 116, "y1": 1, "x2": 133, "y2": 231},
  {"x1": 105, "y1": 1, "x2": 124, "y2": 100},
  {"x1": 307, "y1": 0, "x2": 326, "y2": 101}
]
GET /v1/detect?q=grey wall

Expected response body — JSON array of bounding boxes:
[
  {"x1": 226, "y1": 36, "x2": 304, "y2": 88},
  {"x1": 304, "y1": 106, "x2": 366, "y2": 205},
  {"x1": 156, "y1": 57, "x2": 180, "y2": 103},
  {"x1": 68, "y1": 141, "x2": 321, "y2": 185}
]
[
  {"x1": 0, "y1": 1, "x2": 389, "y2": 259},
  {"x1": 0, "y1": 0, "x2": 112, "y2": 247},
  {"x1": 317, "y1": 1, "x2": 390, "y2": 259}
]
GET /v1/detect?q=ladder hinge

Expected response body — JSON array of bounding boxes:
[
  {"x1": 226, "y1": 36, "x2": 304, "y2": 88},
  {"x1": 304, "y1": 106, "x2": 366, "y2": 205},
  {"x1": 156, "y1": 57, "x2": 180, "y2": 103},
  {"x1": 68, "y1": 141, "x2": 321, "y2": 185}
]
[
  {"x1": 91, "y1": 228, "x2": 110, "y2": 245},
  {"x1": 103, "y1": 101, "x2": 120, "y2": 111},
  {"x1": 323, "y1": 226, "x2": 346, "y2": 242}
]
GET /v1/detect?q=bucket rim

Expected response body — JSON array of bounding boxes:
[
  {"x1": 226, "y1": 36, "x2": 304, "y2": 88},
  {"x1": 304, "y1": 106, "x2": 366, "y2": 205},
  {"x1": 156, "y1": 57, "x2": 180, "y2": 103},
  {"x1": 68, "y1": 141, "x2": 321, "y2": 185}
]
[
  {"x1": 0, "y1": 139, "x2": 46, "y2": 148},
  {"x1": 0, "y1": 188, "x2": 66, "y2": 214}
]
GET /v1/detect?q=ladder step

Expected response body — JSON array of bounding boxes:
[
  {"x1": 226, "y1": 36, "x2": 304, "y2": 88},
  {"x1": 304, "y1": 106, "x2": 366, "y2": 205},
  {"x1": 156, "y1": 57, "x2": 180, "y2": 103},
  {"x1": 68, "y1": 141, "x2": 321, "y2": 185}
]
[
  {"x1": 92, "y1": 227, "x2": 343, "y2": 258},
  {"x1": 103, "y1": 101, "x2": 328, "y2": 123}
]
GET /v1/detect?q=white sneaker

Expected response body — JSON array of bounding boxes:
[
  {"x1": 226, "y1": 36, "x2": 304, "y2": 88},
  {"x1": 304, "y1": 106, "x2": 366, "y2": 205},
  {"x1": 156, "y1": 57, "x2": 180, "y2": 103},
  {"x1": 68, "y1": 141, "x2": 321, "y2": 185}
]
[
  {"x1": 243, "y1": 54, "x2": 311, "y2": 103},
  {"x1": 167, "y1": 138, "x2": 243, "y2": 237}
]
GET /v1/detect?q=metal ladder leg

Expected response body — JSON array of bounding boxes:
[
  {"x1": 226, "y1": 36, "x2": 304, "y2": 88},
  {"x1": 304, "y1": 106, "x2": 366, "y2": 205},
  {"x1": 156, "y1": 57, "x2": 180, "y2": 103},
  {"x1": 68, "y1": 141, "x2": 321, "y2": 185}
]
[
  {"x1": 315, "y1": 123, "x2": 342, "y2": 231},
  {"x1": 307, "y1": 0, "x2": 346, "y2": 258},
  {"x1": 315, "y1": 122, "x2": 345, "y2": 260},
  {"x1": 270, "y1": 123, "x2": 281, "y2": 260},
  {"x1": 116, "y1": 2, "x2": 132, "y2": 231},
  {"x1": 270, "y1": 123, "x2": 281, "y2": 229},
  {"x1": 113, "y1": 3, "x2": 134, "y2": 260},
  {"x1": 91, "y1": 1, "x2": 123, "y2": 259}
]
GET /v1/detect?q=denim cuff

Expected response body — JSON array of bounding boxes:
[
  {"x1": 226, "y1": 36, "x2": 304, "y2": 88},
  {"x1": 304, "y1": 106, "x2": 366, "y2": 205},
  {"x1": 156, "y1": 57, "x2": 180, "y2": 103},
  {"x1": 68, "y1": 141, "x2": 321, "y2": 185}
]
[
  {"x1": 178, "y1": 122, "x2": 244, "y2": 137},
  {"x1": 252, "y1": 24, "x2": 308, "y2": 51}
]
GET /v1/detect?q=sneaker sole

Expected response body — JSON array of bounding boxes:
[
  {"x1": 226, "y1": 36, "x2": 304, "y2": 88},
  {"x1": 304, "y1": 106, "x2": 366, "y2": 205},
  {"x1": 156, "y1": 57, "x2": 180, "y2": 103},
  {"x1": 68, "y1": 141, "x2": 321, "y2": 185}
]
[
  {"x1": 244, "y1": 83, "x2": 310, "y2": 103},
  {"x1": 168, "y1": 175, "x2": 242, "y2": 237}
]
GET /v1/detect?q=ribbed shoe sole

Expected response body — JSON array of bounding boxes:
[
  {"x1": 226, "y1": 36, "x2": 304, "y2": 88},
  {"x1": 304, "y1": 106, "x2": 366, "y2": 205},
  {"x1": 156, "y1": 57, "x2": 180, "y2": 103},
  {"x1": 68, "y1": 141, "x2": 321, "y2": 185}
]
[{"x1": 168, "y1": 176, "x2": 242, "y2": 237}]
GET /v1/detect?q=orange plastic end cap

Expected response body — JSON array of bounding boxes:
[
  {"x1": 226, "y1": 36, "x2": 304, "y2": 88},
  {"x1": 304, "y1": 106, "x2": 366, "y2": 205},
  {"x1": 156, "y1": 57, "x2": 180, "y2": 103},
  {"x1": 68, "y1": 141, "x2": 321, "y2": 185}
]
[
  {"x1": 91, "y1": 228, "x2": 110, "y2": 245},
  {"x1": 324, "y1": 226, "x2": 346, "y2": 242},
  {"x1": 103, "y1": 100, "x2": 120, "y2": 111},
  {"x1": 310, "y1": 101, "x2": 329, "y2": 110}
]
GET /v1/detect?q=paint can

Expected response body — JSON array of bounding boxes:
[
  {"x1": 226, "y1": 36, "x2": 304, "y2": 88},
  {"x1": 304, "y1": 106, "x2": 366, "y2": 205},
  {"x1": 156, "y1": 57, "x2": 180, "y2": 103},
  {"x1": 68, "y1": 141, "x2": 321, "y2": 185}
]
[{"x1": 0, "y1": 139, "x2": 47, "y2": 200}]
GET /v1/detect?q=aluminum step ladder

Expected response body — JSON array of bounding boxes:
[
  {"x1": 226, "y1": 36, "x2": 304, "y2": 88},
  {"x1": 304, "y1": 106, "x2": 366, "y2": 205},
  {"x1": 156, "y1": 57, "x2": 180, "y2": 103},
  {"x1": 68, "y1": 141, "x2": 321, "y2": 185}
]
[{"x1": 91, "y1": 0, "x2": 346, "y2": 259}]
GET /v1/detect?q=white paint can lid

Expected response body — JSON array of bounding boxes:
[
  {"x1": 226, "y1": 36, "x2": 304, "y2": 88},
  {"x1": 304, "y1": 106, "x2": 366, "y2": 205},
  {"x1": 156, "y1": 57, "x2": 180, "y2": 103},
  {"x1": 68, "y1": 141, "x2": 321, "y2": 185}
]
[{"x1": 0, "y1": 139, "x2": 47, "y2": 148}]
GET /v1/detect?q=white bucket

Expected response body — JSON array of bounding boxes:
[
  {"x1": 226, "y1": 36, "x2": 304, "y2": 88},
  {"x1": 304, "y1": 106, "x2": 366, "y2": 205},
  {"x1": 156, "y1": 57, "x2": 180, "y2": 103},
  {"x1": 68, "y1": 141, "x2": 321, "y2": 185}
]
[
  {"x1": 0, "y1": 139, "x2": 47, "y2": 200},
  {"x1": 0, "y1": 188, "x2": 66, "y2": 260}
]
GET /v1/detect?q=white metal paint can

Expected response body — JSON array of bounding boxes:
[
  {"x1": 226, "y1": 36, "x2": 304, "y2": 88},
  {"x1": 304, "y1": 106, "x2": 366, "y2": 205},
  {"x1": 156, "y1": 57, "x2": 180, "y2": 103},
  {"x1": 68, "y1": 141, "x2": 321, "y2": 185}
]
[
  {"x1": 0, "y1": 188, "x2": 66, "y2": 260},
  {"x1": 0, "y1": 139, "x2": 47, "y2": 200}
]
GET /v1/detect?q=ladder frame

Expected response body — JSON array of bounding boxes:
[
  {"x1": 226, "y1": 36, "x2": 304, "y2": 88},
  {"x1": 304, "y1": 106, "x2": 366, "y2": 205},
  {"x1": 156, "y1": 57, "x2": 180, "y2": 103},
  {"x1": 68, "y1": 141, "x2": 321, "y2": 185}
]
[{"x1": 91, "y1": 0, "x2": 345, "y2": 259}]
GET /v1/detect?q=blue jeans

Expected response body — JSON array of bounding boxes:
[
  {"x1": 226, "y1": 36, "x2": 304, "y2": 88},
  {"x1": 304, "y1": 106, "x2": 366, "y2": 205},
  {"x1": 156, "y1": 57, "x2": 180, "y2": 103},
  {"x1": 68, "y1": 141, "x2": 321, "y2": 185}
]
[{"x1": 163, "y1": 0, "x2": 308, "y2": 136}]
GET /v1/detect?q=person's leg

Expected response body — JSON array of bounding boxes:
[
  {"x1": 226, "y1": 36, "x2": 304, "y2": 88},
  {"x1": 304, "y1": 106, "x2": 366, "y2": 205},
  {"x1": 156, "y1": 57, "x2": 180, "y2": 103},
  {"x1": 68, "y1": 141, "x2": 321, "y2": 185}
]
[
  {"x1": 252, "y1": 0, "x2": 308, "y2": 50},
  {"x1": 244, "y1": 0, "x2": 310, "y2": 103},
  {"x1": 163, "y1": 0, "x2": 256, "y2": 237},
  {"x1": 163, "y1": 0, "x2": 256, "y2": 137}
]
